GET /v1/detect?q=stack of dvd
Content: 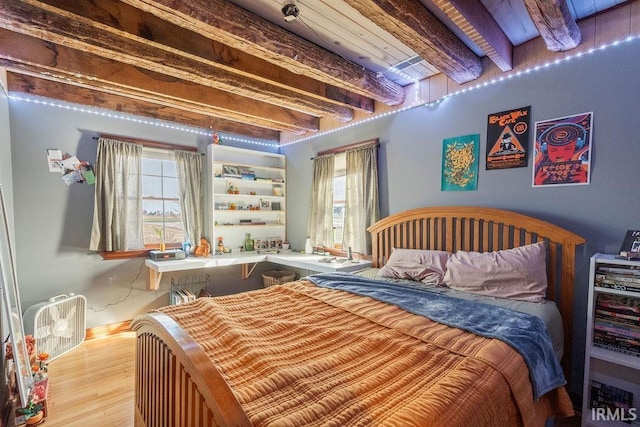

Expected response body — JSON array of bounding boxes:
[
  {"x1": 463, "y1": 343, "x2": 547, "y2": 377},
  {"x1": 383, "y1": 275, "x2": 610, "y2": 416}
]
[
  {"x1": 595, "y1": 264, "x2": 640, "y2": 293},
  {"x1": 594, "y1": 293, "x2": 640, "y2": 357}
]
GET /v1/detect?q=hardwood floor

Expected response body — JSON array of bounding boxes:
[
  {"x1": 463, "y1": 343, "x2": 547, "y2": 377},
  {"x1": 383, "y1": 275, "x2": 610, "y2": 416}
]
[
  {"x1": 44, "y1": 332, "x2": 136, "y2": 426},
  {"x1": 43, "y1": 331, "x2": 582, "y2": 427}
]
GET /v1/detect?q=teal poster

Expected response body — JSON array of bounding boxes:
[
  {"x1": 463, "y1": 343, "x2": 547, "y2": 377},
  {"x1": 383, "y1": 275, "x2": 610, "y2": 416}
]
[{"x1": 441, "y1": 134, "x2": 479, "y2": 191}]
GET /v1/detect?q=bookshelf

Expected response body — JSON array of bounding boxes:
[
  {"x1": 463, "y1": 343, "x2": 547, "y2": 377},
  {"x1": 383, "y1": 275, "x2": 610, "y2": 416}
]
[
  {"x1": 582, "y1": 254, "x2": 640, "y2": 426},
  {"x1": 205, "y1": 144, "x2": 286, "y2": 253}
]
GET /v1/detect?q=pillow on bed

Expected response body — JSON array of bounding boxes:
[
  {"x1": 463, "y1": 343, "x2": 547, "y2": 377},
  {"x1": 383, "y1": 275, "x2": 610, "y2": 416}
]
[
  {"x1": 442, "y1": 242, "x2": 548, "y2": 303},
  {"x1": 378, "y1": 248, "x2": 451, "y2": 284}
]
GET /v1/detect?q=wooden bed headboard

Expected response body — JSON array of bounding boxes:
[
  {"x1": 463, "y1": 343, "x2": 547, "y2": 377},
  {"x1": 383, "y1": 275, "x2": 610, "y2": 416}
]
[{"x1": 367, "y1": 206, "x2": 586, "y2": 377}]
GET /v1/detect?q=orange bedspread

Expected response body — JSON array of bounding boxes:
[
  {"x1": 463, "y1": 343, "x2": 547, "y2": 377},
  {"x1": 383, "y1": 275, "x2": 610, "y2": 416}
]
[{"x1": 158, "y1": 280, "x2": 573, "y2": 426}]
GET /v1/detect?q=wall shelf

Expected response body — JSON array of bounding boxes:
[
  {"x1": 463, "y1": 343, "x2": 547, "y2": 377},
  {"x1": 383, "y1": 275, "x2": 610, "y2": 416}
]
[{"x1": 206, "y1": 144, "x2": 286, "y2": 252}]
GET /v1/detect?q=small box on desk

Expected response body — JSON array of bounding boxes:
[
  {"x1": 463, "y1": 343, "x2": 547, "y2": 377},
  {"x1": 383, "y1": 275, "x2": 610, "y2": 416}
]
[{"x1": 149, "y1": 249, "x2": 186, "y2": 261}]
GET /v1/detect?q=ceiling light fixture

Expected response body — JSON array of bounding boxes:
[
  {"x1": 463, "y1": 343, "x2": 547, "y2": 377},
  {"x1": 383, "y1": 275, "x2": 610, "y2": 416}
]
[{"x1": 281, "y1": 3, "x2": 299, "y2": 22}]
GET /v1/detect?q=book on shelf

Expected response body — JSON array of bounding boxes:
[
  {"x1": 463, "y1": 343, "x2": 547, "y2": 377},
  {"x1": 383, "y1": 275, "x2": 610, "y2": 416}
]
[
  {"x1": 597, "y1": 265, "x2": 640, "y2": 276},
  {"x1": 594, "y1": 331, "x2": 640, "y2": 350},
  {"x1": 595, "y1": 313, "x2": 640, "y2": 329},
  {"x1": 593, "y1": 341, "x2": 640, "y2": 357},
  {"x1": 619, "y1": 229, "x2": 640, "y2": 258},
  {"x1": 596, "y1": 308, "x2": 640, "y2": 322},
  {"x1": 594, "y1": 322, "x2": 640, "y2": 339},
  {"x1": 597, "y1": 272, "x2": 640, "y2": 284},
  {"x1": 597, "y1": 293, "x2": 640, "y2": 315},
  {"x1": 590, "y1": 380, "x2": 635, "y2": 416},
  {"x1": 593, "y1": 342, "x2": 640, "y2": 358},
  {"x1": 596, "y1": 281, "x2": 640, "y2": 294}
]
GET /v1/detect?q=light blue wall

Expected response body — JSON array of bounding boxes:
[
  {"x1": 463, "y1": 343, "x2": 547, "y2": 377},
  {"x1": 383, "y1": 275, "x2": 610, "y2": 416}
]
[
  {"x1": 0, "y1": 69, "x2": 13, "y2": 224},
  {"x1": 282, "y1": 39, "x2": 640, "y2": 394},
  {"x1": 0, "y1": 67, "x2": 14, "y2": 409}
]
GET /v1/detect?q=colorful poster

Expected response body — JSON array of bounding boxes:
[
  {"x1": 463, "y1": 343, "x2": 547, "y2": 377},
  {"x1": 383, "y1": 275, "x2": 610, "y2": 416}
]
[
  {"x1": 533, "y1": 112, "x2": 593, "y2": 187},
  {"x1": 486, "y1": 106, "x2": 530, "y2": 170},
  {"x1": 441, "y1": 134, "x2": 479, "y2": 191}
]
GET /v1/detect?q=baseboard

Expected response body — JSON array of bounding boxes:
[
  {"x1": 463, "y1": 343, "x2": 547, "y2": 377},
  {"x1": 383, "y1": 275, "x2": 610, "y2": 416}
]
[{"x1": 85, "y1": 320, "x2": 132, "y2": 340}]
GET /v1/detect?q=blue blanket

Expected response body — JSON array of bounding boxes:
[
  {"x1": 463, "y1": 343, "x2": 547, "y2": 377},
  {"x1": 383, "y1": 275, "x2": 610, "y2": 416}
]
[{"x1": 306, "y1": 272, "x2": 565, "y2": 399}]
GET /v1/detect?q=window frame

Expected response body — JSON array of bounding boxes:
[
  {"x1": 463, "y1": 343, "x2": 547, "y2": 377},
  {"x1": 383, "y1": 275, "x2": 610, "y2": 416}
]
[
  {"x1": 96, "y1": 135, "x2": 196, "y2": 260},
  {"x1": 312, "y1": 139, "x2": 378, "y2": 259},
  {"x1": 141, "y1": 147, "x2": 184, "y2": 250}
]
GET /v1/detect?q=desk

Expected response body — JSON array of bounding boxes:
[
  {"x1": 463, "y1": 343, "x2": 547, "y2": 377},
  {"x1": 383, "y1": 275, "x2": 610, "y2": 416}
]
[{"x1": 145, "y1": 250, "x2": 372, "y2": 290}]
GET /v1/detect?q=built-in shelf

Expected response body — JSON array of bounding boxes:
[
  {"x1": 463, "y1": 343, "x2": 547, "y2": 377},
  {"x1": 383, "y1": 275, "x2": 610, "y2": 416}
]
[{"x1": 206, "y1": 144, "x2": 286, "y2": 252}]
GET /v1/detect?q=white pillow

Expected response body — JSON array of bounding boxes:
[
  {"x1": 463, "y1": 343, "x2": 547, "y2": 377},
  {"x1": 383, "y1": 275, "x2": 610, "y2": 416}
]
[
  {"x1": 378, "y1": 248, "x2": 451, "y2": 284},
  {"x1": 442, "y1": 242, "x2": 548, "y2": 303}
]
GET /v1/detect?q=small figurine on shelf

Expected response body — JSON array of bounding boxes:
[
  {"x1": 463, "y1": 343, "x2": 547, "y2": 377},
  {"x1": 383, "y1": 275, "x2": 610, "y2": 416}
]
[
  {"x1": 217, "y1": 236, "x2": 224, "y2": 254},
  {"x1": 226, "y1": 181, "x2": 239, "y2": 194}
]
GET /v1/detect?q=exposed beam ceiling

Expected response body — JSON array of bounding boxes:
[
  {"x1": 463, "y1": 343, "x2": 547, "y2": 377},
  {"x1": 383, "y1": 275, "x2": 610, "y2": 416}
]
[{"x1": 0, "y1": 0, "x2": 617, "y2": 142}]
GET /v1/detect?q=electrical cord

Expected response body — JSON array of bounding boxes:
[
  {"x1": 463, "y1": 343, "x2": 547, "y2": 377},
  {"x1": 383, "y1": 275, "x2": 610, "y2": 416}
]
[{"x1": 89, "y1": 259, "x2": 145, "y2": 312}]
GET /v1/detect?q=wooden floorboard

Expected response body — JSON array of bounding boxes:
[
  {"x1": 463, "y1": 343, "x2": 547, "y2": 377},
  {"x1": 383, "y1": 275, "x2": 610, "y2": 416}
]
[
  {"x1": 44, "y1": 332, "x2": 136, "y2": 427},
  {"x1": 42, "y1": 331, "x2": 582, "y2": 426}
]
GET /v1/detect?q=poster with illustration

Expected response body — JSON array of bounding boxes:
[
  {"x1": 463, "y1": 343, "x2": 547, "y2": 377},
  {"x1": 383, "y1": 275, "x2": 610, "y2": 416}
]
[
  {"x1": 486, "y1": 106, "x2": 530, "y2": 170},
  {"x1": 441, "y1": 134, "x2": 479, "y2": 191},
  {"x1": 533, "y1": 112, "x2": 592, "y2": 187}
]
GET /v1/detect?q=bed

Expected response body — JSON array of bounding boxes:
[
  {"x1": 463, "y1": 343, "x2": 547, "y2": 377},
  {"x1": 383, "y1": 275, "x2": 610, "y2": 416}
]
[{"x1": 132, "y1": 206, "x2": 586, "y2": 427}]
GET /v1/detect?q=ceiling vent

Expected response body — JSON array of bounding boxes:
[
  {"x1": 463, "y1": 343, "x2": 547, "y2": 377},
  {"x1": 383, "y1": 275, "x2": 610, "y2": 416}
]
[{"x1": 393, "y1": 55, "x2": 424, "y2": 70}]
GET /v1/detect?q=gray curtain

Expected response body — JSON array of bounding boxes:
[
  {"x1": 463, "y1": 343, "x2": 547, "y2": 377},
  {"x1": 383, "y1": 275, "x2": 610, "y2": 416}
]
[
  {"x1": 174, "y1": 149, "x2": 204, "y2": 245},
  {"x1": 307, "y1": 154, "x2": 335, "y2": 247},
  {"x1": 89, "y1": 138, "x2": 143, "y2": 251},
  {"x1": 343, "y1": 144, "x2": 379, "y2": 255}
]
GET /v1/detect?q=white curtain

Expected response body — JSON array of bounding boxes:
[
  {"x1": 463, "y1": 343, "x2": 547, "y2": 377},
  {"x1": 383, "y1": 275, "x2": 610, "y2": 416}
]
[
  {"x1": 174, "y1": 149, "x2": 204, "y2": 245},
  {"x1": 89, "y1": 138, "x2": 143, "y2": 251},
  {"x1": 343, "y1": 144, "x2": 379, "y2": 255},
  {"x1": 307, "y1": 154, "x2": 335, "y2": 247}
]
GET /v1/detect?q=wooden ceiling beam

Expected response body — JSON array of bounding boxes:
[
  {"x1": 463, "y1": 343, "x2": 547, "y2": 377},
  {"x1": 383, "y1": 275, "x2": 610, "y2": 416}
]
[
  {"x1": 121, "y1": 0, "x2": 406, "y2": 106},
  {"x1": 7, "y1": 73, "x2": 279, "y2": 140},
  {"x1": 0, "y1": 29, "x2": 318, "y2": 134},
  {"x1": 33, "y1": 0, "x2": 374, "y2": 114},
  {"x1": 342, "y1": 0, "x2": 482, "y2": 84},
  {"x1": 523, "y1": 0, "x2": 582, "y2": 51},
  {"x1": 431, "y1": 0, "x2": 513, "y2": 71},
  {"x1": 0, "y1": 0, "x2": 354, "y2": 122}
]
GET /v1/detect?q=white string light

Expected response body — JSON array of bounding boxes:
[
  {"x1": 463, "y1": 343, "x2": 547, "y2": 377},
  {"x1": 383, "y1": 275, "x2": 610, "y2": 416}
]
[
  {"x1": 286, "y1": 33, "x2": 639, "y2": 146},
  {"x1": 444, "y1": 33, "x2": 640, "y2": 101},
  {"x1": 7, "y1": 94, "x2": 280, "y2": 148},
  {"x1": 7, "y1": 33, "x2": 638, "y2": 148}
]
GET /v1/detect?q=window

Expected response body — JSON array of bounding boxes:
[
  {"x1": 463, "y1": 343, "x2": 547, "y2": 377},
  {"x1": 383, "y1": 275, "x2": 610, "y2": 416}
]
[
  {"x1": 308, "y1": 140, "x2": 378, "y2": 255},
  {"x1": 331, "y1": 152, "x2": 347, "y2": 249},
  {"x1": 141, "y1": 149, "x2": 184, "y2": 246},
  {"x1": 333, "y1": 175, "x2": 345, "y2": 249}
]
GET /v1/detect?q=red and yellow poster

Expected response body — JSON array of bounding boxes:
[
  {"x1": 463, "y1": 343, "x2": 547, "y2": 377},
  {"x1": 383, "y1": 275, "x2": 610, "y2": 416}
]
[
  {"x1": 486, "y1": 106, "x2": 530, "y2": 170},
  {"x1": 532, "y1": 112, "x2": 592, "y2": 187}
]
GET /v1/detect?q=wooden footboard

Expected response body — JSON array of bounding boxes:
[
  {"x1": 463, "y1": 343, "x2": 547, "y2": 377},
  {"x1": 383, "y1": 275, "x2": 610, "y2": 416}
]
[{"x1": 132, "y1": 313, "x2": 251, "y2": 427}]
